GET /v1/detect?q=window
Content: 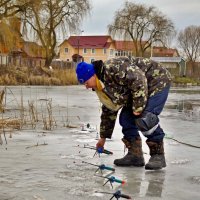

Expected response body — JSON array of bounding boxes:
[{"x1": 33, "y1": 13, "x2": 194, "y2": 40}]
[
  {"x1": 91, "y1": 48, "x2": 95, "y2": 54},
  {"x1": 110, "y1": 49, "x2": 113, "y2": 56},
  {"x1": 116, "y1": 50, "x2": 120, "y2": 57},
  {"x1": 83, "y1": 48, "x2": 87, "y2": 54},
  {"x1": 103, "y1": 49, "x2": 107, "y2": 54},
  {"x1": 64, "y1": 48, "x2": 68, "y2": 53}
]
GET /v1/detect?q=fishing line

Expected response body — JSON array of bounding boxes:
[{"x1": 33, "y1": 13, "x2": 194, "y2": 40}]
[{"x1": 165, "y1": 135, "x2": 200, "y2": 149}]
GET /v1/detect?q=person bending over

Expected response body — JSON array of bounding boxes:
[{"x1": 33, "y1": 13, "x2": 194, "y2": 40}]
[{"x1": 76, "y1": 57, "x2": 171, "y2": 170}]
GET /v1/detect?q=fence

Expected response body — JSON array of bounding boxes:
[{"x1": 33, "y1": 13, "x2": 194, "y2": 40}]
[
  {"x1": 0, "y1": 54, "x2": 45, "y2": 68},
  {"x1": 50, "y1": 59, "x2": 74, "y2": 69},
  {"x1": 186, "y1": 62, "x2": 200, "y2": 80},
  {"x1": 0, "y1": 54, "x2": 74, "y2": 69}
]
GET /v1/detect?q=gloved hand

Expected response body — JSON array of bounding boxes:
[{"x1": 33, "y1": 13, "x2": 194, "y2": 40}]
[{"x1": 96, "y1": 138, "x2": 106, "y2": 149}]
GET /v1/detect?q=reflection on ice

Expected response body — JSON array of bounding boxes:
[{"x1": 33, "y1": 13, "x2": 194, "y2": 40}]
[
  {"x1": 165, "y1": 87, "x2": 200, "y2": 122},
  {"x1": 143, "y1": 171, "x2": 166, "y2": 198},
  {"x1": 119, "y1": 169, "x2": 166, "y2": 198},
  {"x1": 165, "y1": 100, "x2": 200, "y2": 121},
  {"x1": 182, "y1": 109, "x2": 200, "y2": 121}
]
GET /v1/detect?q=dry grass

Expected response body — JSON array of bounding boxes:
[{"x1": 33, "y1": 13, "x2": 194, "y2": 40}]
[
  {"x1": 28, "y1": 75, "x2": 51, "y2": 85},
  {"x1": 0, "y1": 74, "x2": 17, "y2": 85},
  {"x1": 52, "y1": 68, "x2": 78, "y2": 85},
  {"x1": 0, "y1": 118, "x2": 22, "y2": 129},
  {"x1": 0, "y1": 65, "x2": 78, "y2": 85}
]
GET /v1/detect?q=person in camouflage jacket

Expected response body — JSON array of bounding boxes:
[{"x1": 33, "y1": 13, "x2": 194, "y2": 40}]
[{"x1": 76, "y1": 56, "x2": 171, "y2": 170}]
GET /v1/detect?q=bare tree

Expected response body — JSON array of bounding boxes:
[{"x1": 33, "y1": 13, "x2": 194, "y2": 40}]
[
  {"x1": 21, "y1": 0, "x2": 90, "y2": 67},
  {"x1": 108, "y1": 2, "x2": 175, "y2": 57},
  {"x1": 0, "y1": 1, "x2": 35, "y2": 53},
  {"x1": 0, "y1": 17, "x2": 21, "y2": 51},
  {"x1": 177, "y1": 25, "x2": 200, "y2": 62},
  {"x1": 0, "y1": 0, "x2": 31, "y2": 20}
]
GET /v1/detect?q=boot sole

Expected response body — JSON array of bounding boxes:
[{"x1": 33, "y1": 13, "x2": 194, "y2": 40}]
[
  {"x1": 145, "y1": 164, "x2": 166, "y2": 170},
  {"x1": 114, "y1": 162, "x2": 145, "y2": 167}
]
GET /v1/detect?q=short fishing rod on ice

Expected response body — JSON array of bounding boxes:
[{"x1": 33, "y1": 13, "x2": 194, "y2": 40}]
[
  {"x1": 82, "y1": 161, "x2": 115, "y2": 173},
  {"x1": 76, "y1": 144, "x2": 113, "y2": 157},
  {"x1": 95, "y1": 190, "x2": 132, "y2": 200},
  {"x1": 95, "y1": 174, "x2": 126, "y2": 188}
]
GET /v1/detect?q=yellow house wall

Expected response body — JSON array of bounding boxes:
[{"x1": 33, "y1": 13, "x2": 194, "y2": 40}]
[
  {"x1": 59, "y1": 39, "x2": 117, "y2": 63},
  {"x1": 59, "y1": 41, "x2": 76, "y2": 61}
]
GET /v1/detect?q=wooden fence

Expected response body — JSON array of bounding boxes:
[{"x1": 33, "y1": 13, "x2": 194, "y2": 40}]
[
  {"x1": 186, "y1": 62, "x2": 200, "y2": 80},
  {"x1": 0, "y1": 54, "x2": 74, "y2": 69},
  {"x1": 0, "y1": 54, "x2": 45, "y2": 68},
  {"x1": 50, "y1": 59, "x2": 74, "y2": 69}
]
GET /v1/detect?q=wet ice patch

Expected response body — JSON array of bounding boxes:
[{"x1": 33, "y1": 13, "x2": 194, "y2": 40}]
[
  {"x1": 75, "y1": 135, "x2": 93, "y2": 139},
  {"x1": 182, "y1": 110, "x2": 200, "y2": 121},
  {"x1": 0, "y1": 179, "x2": 15, "y2": 185},
  {"x1": 168, "y1": 141, "x2": 179, "y2": 146},
  {"x1": 71, "y1": 130, "x2": 92, "y2": 134},
  {"x1": 91, "y1": 192, "x2": 104, "y2": 197},
  {"x1": 59, "y1": 154, "x2": 92, "y2": 160},
  {"x1": 33, "y1": 195, "x2": 46, "y2": 200},
  {"x1": 189, "y1": 176, "x2": 200, "y2": 184},
  {"x1": 60, "y1": 155, "x2": 68, "y2": 159},
  {"x1": 70, "y1": 123, "x2": 99, "y2": 136},
  {"x1": 171, "y1": 159, "x2": 190, "y2": 165},
  {"x1": 75, "y1": 138, "x2": 96, "y2": 143},
  {"x1": 66, "y1": 187, "x2": 90, "y2": 196},
  {"x1": 80, "y1": 123, "x2": 98, "y2": 132},
  {"x1": 0, "y1": 194, "x2": 15, "y2": 200}
]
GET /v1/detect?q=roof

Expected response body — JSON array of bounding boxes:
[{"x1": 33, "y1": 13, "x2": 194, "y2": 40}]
[
  {"x1": 114, "y1": 41, "x2": 134, "y2": 51},
  {"x1": 114, "y1": 40, "x2": 148, "y2": 51},
  {"x1": 153, "y1": 47, "x2": 179, "y2": 57},
  {"x1": 67, "y1": 35, "x2": 112, "y2": 48},
  {"x1": 22, "y1": 41, "x2": 45, "y2": 58},
  {"x1": 23, "y1": 41, "x2": 43, "y2": 48}
]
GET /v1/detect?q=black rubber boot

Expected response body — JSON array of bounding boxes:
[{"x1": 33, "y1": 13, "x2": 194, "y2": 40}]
[
  {"x1": 114, "y1": 137, "x2": 145, "y2": 167},
  {"x1": 145, "y1": 141, "x2": 166, "y2": 170}
]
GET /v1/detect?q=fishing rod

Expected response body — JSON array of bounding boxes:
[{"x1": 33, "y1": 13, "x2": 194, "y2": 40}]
[
  {"x1": 95, "y1": 175, "x2": 126, "y2": 188},
  {"x1": 82, "y1": 144, "x2": 113, "y2": 157},
  {"x1": 95, "y1": 190, "x2": 132, "y2": 200},
  {"x1": 82, "y1": 161, "x2": 115, "y2": 173}
]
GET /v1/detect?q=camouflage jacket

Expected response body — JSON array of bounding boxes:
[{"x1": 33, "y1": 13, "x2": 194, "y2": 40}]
[{"x1": 94, "y1": 57, "x2": 171, "y2": 139}]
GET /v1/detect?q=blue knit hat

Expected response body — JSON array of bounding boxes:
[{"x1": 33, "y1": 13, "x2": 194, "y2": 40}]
[{"x1": 76, "y1": 62, "x2": 95, "y2": 84}]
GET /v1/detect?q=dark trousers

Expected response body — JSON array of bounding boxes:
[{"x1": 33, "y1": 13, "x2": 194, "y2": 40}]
[{"x1": 119, "y1": 86, "x2": 170, "y2": 142}]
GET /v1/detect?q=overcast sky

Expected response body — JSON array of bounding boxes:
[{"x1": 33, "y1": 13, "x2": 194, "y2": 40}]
[{"x1": 80, "y1": 0, "x2": 200, "y2": 36}]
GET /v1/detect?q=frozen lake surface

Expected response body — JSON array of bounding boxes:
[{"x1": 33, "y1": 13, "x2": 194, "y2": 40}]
[{"x1": 0, "y1": 86, "x2": 200, "y2": 200}]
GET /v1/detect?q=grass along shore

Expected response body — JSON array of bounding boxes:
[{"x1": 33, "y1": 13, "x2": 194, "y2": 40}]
[
  {"x1": 0, "y1": 65, "x2": 199, "y2": 86},
  {"x1": 0, "y1": 65, "x2": 78, "y2": 85}
]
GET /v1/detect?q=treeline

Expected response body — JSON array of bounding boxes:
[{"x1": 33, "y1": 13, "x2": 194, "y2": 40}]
[{"x1": 1, "y1": 1, "x2": 200, "y2": 67}]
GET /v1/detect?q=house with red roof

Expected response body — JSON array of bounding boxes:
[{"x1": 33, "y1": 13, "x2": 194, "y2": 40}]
[
  {"x1": 59, "y1": 35, "x2": 179, "y2": 63},
  {"x1": 152, "y1": 46, "x2": 179, "y2": 57},
  {"x1": 59, "y1": 35, "x2": 116, "y2": 63}
]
